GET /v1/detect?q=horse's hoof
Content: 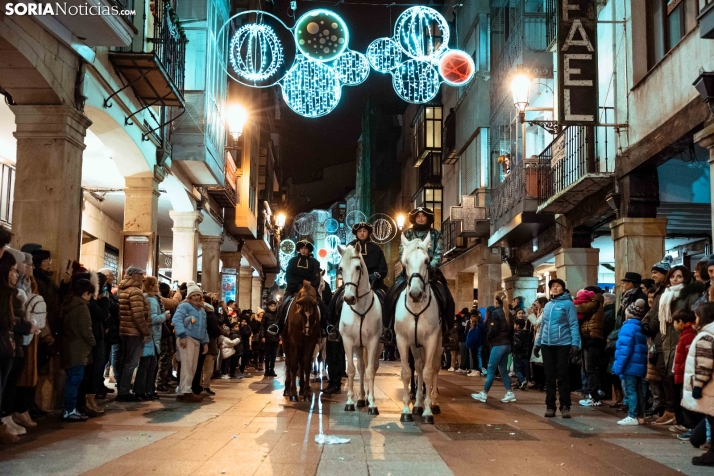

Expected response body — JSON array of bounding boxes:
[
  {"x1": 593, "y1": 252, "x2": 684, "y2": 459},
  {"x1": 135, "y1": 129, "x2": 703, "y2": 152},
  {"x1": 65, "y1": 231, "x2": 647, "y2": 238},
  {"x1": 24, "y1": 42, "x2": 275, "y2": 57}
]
[
  {"x1": 412, "y1": 406, "x2": 424, "y2": 416},
  {"x1": 431, "y1": 405, "x2": 441, "y2": 415},
  {"x1": 356, "y1": 399, "x2": 366, "y2": 408},
  {"x1": 283, "y1": 390, "x2": 289, "y2": 397},
  {"x1": 422, "y1": 415, "x2": 434, "y2": 424},
  {"x1": 400, "y1": 413, "x2": 414, "y2": 422},
  {"x1": 344, "y1": 404, "x2": 355, "y2": 412},
  {"x1": 368, "y1": 407, "x2": 379, "y2": 416},
  {"x1": 290, "y1": 395, "x2": 298, "y2": 402}
]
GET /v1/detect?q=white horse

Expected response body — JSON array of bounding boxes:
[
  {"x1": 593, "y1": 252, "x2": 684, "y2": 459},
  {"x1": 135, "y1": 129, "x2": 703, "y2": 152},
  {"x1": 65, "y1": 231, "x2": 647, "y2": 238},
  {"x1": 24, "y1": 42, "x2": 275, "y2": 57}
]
[
  {"x1": 394, "y1": 233, "x2": 442, "y2": 424},
  {"x1": 337, "y1": 244, "x2": 383, "y2": 414}
]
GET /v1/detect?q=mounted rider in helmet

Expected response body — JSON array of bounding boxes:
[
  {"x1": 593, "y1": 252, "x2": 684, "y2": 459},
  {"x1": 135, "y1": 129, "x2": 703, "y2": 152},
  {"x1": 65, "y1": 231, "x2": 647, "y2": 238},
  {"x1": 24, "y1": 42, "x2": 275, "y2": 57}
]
[
  {"x1": 382, "y1": 207, "x2": 456, "y2": 348},
  {"x1": 276, "y1": 239, "x2": 326, "y2": 331},
  {"x1": 326, "y1": 222, "x2": 389, "y2": 342}
]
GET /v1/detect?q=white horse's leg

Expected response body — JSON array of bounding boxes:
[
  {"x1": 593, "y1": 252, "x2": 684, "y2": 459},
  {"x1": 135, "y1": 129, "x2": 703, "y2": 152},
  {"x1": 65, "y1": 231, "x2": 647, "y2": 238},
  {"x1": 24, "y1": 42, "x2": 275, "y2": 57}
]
[
  {"x1": 421, "y1": 334, "x2": 438, "y2": 424},
  {"x1": 343, "y1": 339, "x2": 356, "y2": 411},
  {"x1": 396, "y1": 336, "x2": 413, "y2": 422},
  {"x1": 430, "y1": 342, "x2": 443, "y2": 415},
  {"x1": 366, "y1": 340, "x2": 382, "y2": 414},
  {"x1": 355, "y1": 346, "x2": 366, "y2": 407},
  {"x1": 413, "y1": 348, "x2": 425, "y2": 414}
]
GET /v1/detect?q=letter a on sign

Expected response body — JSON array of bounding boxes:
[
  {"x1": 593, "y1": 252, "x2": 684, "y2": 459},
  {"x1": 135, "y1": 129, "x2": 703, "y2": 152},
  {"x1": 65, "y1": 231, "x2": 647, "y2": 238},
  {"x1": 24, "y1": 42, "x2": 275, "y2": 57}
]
[{"x1": 557, "y1": 0, "x2": 598, "y2": 125}]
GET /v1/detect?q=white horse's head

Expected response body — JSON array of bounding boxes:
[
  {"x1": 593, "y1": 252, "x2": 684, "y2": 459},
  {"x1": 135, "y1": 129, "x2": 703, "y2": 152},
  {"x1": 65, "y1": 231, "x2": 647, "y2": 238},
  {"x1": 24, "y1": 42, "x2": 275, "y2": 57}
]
[
  {"x1": 337, "y1": 244, "x2": 367, "y2": 305},
  {"x1": 401, "y1": 233, "x2": 431, "y2": 302}
]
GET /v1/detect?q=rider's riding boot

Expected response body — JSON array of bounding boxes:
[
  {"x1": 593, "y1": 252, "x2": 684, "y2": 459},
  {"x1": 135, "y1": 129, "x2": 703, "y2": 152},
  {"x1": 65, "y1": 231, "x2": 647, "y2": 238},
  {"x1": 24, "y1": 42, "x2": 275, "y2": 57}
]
[
  {"x1": 326, "y1": 325, "x2": 340, "y2": 343},
  {"x1": 379, "y1": 327, "x2": 394, "y2": 345}
]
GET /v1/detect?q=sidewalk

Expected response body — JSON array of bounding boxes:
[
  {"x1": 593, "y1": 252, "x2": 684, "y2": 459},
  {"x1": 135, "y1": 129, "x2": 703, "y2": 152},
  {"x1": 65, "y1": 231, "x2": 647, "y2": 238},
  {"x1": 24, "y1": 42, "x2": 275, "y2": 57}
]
[{"x1": 0, "y1": 360, "x2": 708, "y2": 475}]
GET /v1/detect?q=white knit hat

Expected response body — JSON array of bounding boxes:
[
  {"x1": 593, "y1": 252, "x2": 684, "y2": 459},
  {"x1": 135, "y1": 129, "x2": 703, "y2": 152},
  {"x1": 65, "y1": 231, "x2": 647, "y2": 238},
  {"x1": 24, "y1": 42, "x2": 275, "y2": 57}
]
[{"x1": 186, "y1": 281, "x2": 202, "y2": 298}]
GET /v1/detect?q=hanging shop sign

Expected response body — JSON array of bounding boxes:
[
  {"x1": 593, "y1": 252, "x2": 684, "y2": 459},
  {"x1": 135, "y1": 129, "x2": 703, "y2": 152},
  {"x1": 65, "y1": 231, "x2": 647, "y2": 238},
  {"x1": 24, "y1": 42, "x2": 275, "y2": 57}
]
[
  {"x1": 557, "y1": 0, "x2": 598, "y2": 125},
  {"x1": 217, "y1": 6, "x2": 474, "y2": 118}
]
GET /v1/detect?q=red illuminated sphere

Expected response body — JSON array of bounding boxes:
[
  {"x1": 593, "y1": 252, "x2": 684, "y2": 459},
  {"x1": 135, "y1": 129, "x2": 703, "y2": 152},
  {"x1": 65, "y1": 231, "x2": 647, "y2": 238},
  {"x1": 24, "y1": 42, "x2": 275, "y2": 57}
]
[
  {"x1": 438, "y1": 50, "x2": 474, "y2": 86},
  {"x1": 317, "y1": 248, "x2": 328, "y2": 259}
]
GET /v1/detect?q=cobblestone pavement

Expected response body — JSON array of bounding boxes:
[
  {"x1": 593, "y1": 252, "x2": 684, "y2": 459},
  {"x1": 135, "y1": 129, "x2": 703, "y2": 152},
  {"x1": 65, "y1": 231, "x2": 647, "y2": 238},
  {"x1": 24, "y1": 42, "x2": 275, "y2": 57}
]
[{"x1": 0, "y1": 359, "x2": 709, "y2": 475}]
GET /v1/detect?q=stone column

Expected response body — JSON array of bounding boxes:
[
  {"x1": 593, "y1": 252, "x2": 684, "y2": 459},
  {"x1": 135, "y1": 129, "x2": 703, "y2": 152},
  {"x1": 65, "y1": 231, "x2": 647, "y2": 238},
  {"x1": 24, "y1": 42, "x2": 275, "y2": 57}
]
[
  {"x1": 694, "y1": 121, "x2": 714, "y2": 238},
  {"x1": 170, "y1": 210, "x2": 203, "y2": 285},
  {"x1": 200, "y1": 235, "x2": 223, "y2": 294},
  {"x1": 503, "y1": 276, "x2": 539, "y2": 314},
  {"x1": 124, "y1": 171, "x2": 163, "y2": 234},
  {"x1": 554, "y1": 248, "x2": 600, "y2": 293},
  {"x1": 476, "y1": 245, "x2": 503, "y2": 308},
  {"x1": 10, "y1": 105, "x2": 91, "y2": 269},
  {"x1": 238, "y1": 266, "x2": 253, "y2": 310},
  {"x1": 455, "y1": 272, "x2": 475, "y2": 313},
  {"x1": 81, "y1": 238, "x2": 106, "y2": 272},
  {"x1": 610, "y1": 218, "x2": 667, "y2": 283},
  {"x1": 251, "y1": 276, "x2": 262, "y2": 310}
]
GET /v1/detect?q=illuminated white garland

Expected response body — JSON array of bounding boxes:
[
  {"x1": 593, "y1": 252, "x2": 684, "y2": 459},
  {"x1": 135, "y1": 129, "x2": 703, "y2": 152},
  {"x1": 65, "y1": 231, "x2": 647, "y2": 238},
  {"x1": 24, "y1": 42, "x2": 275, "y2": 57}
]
[
  {"x1": 394, "y1": 6, "x2": 450, "y2": 61},
  {"x1": 334, "y1": 50, "x2": 370, "y2": 86},
  {"x1": 280, "y1": 55, "x2": 342, "y2": 118},
  {"x1": 366, "y1": 37, "x2": 402, "y2": 73},
  {"x1": 229, "y1": 23, "x2": 284, "y2": 82},
  {"x1": 392, "y1": 59, "x2": 440, "y2": 104}
]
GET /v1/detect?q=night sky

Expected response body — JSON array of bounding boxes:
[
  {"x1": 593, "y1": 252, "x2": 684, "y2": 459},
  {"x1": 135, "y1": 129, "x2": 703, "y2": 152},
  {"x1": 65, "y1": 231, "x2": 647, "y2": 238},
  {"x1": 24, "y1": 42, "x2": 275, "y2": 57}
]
[{"x1": 266, "y1": 0, "x2": 442, "y2": 183}]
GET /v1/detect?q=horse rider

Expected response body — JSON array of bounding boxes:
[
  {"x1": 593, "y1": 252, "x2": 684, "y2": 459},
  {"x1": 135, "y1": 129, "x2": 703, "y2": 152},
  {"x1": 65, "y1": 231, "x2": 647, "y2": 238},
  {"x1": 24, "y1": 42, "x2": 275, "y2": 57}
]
[
  {"x1": 326, "y1": 222, "x2": 389, "y2": 342},
  {"x1": 277, "y1": 239, "x2": 327, "y2": 330},
  {"x1": 382, "y1": 207, "x2": 456, "y2": 347}
]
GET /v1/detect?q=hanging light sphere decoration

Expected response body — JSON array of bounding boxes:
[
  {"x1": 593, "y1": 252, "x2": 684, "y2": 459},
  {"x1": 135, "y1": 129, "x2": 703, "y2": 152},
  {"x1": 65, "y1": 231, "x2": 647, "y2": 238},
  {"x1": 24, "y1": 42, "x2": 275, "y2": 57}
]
[
  {"x1": 281, "y1": 56, "x2": 342, "y2": 118},
  {"x1": 366, "y1": 37, "x2": 403, "y2": 73},
  {"x1": 229, "y1": 23, "x2": 284, "y2": 82},
  {"x1": 394, "y1": 6, "x2": 450, "y2": 61},
  {"x1": 325, "y1": 234, "x2": 341, "y2": 251},
  {"x1": 438, "y1": 49, "x2": 475, "y2": 86},
  {"x1": 294, "y1": 9, "x2": 349, "y2": 62},
  {"x1": 392, "y1": 60, "x2": 440, "y2": 104},
  {"x1": 334, "y1": 50, "x2": 370, "y2": 86},
  {"x1": 369, "y1": 214, "x2": 397, "y2": 244},
  {"x1": 328, "y1": 251, "x2": 342, "y2": 265}
]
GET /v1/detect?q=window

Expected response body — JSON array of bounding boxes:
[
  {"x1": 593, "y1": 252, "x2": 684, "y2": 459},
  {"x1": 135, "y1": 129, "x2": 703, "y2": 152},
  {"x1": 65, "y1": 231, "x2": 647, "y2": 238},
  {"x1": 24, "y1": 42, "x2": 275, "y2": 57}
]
[
  {"x1": 647, "y1": 0, "x2": 699, "y2": 69},
  {"x1": 104, "y1": 245, "x2": 119, "y2": 276},
  {"x1": 413, "y1": 106, "x2": 443, "y2": 164},
  {"x1": 413, "y1": 187, "x2": 443, "y2": 231},
  {"x1": 0, "y1": 163, "x2": 15, "y2": 226}
]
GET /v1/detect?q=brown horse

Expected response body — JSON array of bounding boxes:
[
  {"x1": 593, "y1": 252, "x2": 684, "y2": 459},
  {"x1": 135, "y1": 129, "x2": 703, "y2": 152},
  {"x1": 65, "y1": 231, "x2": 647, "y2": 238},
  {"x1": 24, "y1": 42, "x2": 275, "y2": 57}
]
[{"x1": 283, "y1": 282, "x2": 321, "y2": 402}]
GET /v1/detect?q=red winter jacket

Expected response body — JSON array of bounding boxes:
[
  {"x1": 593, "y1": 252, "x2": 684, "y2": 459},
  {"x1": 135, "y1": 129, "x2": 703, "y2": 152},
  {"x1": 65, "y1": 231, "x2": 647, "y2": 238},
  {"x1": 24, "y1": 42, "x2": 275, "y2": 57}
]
[{"x1": 674, "y1": 325, "x2": 697, "y2": 385}]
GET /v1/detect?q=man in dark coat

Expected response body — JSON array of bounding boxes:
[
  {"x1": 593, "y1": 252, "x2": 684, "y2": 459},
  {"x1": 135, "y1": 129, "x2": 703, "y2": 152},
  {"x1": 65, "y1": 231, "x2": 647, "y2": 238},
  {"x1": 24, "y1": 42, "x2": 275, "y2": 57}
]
[
  {"x1": 278, "y1": 239, "x2": 324, "y2": 330},
  {"x1": 327, "y1": 223, "x2": 388, "y2": 342},
  {"x1": 261, "y1": 300, "x2": 280, "y2": 377}
]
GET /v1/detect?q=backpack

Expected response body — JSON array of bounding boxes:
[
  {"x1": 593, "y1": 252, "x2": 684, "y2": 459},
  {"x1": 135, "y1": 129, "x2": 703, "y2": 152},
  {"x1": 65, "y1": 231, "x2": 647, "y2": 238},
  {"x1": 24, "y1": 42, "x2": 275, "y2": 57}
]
[{"x1": 23, "y1": 294, "x2": 47, "y2": 346}]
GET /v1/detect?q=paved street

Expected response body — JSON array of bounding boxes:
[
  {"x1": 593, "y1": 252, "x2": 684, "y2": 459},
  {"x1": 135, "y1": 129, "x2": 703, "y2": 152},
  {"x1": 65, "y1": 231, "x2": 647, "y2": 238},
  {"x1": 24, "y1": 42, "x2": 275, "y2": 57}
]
[{"x1": 0, "y1": 359, "x2": 708, "y2": 476}]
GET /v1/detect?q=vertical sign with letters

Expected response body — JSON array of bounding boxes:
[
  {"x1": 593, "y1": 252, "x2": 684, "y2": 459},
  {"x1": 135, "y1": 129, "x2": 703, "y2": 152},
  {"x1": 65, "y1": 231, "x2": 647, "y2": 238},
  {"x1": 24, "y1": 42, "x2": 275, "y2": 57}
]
[{"x1": 557, "y1": 0, "x2": 598, "y2": 125}]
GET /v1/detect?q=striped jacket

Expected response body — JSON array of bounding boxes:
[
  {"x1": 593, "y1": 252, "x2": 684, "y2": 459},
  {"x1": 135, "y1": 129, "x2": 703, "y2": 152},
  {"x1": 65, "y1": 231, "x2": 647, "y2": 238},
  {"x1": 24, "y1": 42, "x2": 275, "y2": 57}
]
[{"x1": 681, "y1": 321, "x2": 714, "y2": 416}]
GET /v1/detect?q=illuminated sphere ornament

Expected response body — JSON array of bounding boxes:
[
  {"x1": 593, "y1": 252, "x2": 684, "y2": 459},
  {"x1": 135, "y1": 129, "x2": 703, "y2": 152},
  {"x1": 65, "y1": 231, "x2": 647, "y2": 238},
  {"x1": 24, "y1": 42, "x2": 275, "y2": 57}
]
[
  {"x1": 294, "y1": 9, "x2": 349, "y2": 62},
  {"x1": 317, "y1": 248, "x2": 328, "y2": 259},
  {"x1": 438, "y1": 50, "x2": 475, "y2": 86},
  {"x1": 328, "y1": 251, "x2": 341, "y2": 265},
  {"x1": 279, "y1": 239, "x2": 296, "y2": 255},
  {"x1": 324, "y1": 218, "x2": 339, "y2": 233},
  {"x1": 292, "y1": 211, "x2": 317, "y2": 235},
  {"x1": 334, "y1": 50, "x2": 370, "y2": 86},
  {"x1": 281, "y1": 56, "x2": 342, "y2": 118},
  {"x1": 229, "y1": 24, "x2": 284, "y2": 82},
  {"x1": 369, "y1": 214, "x2": 397, "y2": 244},
  {"x1": 394, "y1": 6, "x2": 450, "y2": 60},
  {"x1": 366, "y1": 37, "x2": 402, "y2": 73},
  {"x1": 325, "y1": 234, "x2": 341, "y2": 251},
  {"x1": 392, "y1": 60, "x2": 440, "y2": 104},
  {"x1": 344, "y1": 210, "x2": 367, "y2": 228}
]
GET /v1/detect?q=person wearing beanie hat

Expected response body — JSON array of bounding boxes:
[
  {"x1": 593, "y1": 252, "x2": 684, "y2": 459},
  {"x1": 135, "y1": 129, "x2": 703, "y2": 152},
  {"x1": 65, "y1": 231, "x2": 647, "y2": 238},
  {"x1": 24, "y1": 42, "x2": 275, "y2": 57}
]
[
  {"x1": 115, "y1": 266, "x2": 150, "y2": 402},
  {"x1": 652, "y1": 256, "x2": 674, "y2": 282},
  {"x1": 612, "y1": 298, "x2": 649, "y2": 425},
  {"x1": 172, "y1": 281, "x2": 208, "y2": 403}
]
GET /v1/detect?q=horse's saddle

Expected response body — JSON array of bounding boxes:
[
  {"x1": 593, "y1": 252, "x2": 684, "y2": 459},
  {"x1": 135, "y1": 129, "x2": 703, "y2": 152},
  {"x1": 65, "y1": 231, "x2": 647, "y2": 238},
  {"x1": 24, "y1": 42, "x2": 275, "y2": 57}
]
[{"x1": 387, "y1": 276, "x2": 450, "y2": 322}]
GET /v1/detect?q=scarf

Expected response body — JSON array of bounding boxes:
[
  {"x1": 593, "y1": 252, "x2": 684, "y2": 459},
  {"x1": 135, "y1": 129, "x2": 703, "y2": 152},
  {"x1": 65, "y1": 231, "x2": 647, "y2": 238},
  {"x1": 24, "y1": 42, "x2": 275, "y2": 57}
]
[
  {"x1": 412, "y1": 223, "x2": 430, "y2": 232},
  {"x1": 658, "y1": 283, "x2": 684, "y2": 336}
]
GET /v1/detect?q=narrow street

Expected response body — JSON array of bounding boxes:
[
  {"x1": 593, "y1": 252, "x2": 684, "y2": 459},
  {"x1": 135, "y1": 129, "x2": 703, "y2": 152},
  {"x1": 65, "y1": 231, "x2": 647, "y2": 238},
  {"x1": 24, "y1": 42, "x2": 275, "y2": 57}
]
[{"x1": 0, "y1": 359, "x2": 707, "y2": 476}]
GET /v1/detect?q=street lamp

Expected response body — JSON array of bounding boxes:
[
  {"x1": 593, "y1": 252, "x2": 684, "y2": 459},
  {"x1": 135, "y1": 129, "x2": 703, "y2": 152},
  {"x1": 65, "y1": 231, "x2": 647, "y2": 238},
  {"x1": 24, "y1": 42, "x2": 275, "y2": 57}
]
[
  {"x1": 396, "y1": 214, "x2": 405, "y2": 231},
  {"x1": 511, "y1": 70, "x2": 532, "y2": 123},
  {"x1": 227, "y1": 105, "x2": 248, "y2": 142},
  {"x1": 693, "y1": 69, "x2": 714, "y2": 114},
  {"x1": 275, "y1": 213, "x2": 286, "y2": 229}
]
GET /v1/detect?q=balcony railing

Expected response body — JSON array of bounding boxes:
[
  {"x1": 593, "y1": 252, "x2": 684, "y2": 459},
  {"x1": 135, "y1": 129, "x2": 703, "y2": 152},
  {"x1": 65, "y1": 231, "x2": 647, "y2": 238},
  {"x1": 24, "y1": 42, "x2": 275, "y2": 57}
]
[
  {"x1": 114, "y1": 0, "x2": 136, "y2": 22},
  {"x1": 206, "y1": 153, "x2": 237, "y2": 207},
  {"x1": 489, "y1": 157, "x2": 550, "y2": 223},
  {"x1": 441, "y1": 217, "x2": 466, "y2": 257},
  {"x1": 151, "y1": 2, "x2": 186, "y2": 94},
  {"x1": 546, "y1": 0, "x2": 557, "y2": 49},
  {"x1": 419, "y1": 152, "x2": 442, "y2": 187},
  {"x1": 536, "y1": 125, "x2": 615, "y2": 214}
]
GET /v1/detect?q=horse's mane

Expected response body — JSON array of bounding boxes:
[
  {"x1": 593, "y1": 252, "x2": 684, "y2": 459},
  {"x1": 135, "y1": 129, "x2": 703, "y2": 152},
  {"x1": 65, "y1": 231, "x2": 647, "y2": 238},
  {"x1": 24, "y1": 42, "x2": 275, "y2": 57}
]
[{"x1": 295, "y1": 282, "x2": 317, "y2": 317}]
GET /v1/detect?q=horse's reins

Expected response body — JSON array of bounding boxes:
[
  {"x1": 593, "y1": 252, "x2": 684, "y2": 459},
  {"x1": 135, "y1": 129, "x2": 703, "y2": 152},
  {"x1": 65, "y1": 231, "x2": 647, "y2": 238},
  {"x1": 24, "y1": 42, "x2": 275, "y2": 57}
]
[
  {"x1": 343, "y1": 255, "x2": 375, "y2": 348},
  {"x1": 404, "y1": 266, "x2": 431, "y2": 349}
]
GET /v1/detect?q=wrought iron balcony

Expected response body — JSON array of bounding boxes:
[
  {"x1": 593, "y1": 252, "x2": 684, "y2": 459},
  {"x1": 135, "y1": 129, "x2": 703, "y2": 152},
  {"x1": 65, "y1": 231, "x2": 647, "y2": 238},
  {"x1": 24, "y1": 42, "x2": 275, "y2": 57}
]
[
  {"x1": 441, "y1": 217, "x2": 467, "y2": 257},
  {"x1": 108, "y1": 1, "x2": 186, "y2": 108},
  {"x1": 536, "y1": 125, "x2": 615, "y2": 214},
  {"x1": 206, "y1": 152, "x2": 237, "y2": 208}
]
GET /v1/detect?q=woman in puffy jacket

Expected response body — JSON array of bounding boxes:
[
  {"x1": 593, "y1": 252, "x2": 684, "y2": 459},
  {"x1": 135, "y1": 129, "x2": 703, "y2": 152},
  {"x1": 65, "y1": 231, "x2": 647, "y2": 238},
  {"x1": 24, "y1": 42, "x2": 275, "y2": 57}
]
[
  {"x1": 533, "y1": 279, "x2": 580, "y2": 418},
  {"x1": 134, "y1": 277, "x2": 166, "y2": 400},
  {"x1": 611, "y1": 299, "x2": 648, "y2": 426}
]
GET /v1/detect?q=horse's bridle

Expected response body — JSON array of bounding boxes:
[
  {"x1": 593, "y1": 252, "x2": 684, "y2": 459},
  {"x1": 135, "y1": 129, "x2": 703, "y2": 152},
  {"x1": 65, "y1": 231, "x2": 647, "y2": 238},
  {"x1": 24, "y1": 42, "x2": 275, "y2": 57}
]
[
  {"x1": 341, "y1": 256, "x2": 372, "y2": 300},
  {"x1": 340, "y1": 254, "x2": 375, "y2": 347},
  {"x1": 404, "y1": 254, "x2": 431, "y2": 348}
]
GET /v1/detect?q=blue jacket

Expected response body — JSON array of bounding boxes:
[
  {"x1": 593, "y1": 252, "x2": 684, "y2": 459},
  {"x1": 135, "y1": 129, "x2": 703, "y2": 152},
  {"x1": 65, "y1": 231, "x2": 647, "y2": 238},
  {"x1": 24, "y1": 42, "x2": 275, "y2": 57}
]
[
  {"x1": 466, "y1": 325, "x2": 482, "y2": 349},
  {"x1": 172, "y1": 302, "x2": 209, "y2": 344},
  {"x1": 536, "y1": 292, "x2": 581, "y2": 348},
  {"x1": 612, "y1": 318, "x2": 648, "y2": 378},
  {"x1": 143, "y1": 294, "x2": 166, "y2": 357}
]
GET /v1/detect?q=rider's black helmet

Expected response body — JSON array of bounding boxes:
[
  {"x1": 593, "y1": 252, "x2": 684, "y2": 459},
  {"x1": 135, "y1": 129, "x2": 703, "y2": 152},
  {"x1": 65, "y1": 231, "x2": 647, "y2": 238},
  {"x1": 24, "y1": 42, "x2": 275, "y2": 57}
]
[
  {"x1": 408, "y1": 207, "x2": 434, "y2": 226},
  {"x1": 351, "y1": 222, "x2": 373, "y2": 236}
]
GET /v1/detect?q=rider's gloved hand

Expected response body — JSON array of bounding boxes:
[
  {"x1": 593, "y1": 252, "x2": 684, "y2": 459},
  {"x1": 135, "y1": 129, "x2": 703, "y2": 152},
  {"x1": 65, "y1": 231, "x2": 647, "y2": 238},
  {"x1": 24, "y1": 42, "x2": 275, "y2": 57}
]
[{"x1": 369, "y1": 272, "x2": 380, "y2": 283}]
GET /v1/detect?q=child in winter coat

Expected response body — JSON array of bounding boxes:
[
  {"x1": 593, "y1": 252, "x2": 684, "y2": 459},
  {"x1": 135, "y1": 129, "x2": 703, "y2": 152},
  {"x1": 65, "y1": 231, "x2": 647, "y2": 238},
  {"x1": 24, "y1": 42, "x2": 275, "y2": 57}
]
[
  {"x1": 612, "y1": 299, "x2": 648, "y2": 426},
  {"x1": 682, "y1": 302, "x2": 714, "y2": 466},
  {"x1": 512, "y1": 318, "x2": 532, "y2": 390},
  {"x1": 673, "y1": 309, "x2": 698, "y2": 434},
  {"x1": 465, "y1": 311, "x2": 483, "y2": 376},
  {"x1": 573, "y1": 289, "x2": 596, "y2": 321}
]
